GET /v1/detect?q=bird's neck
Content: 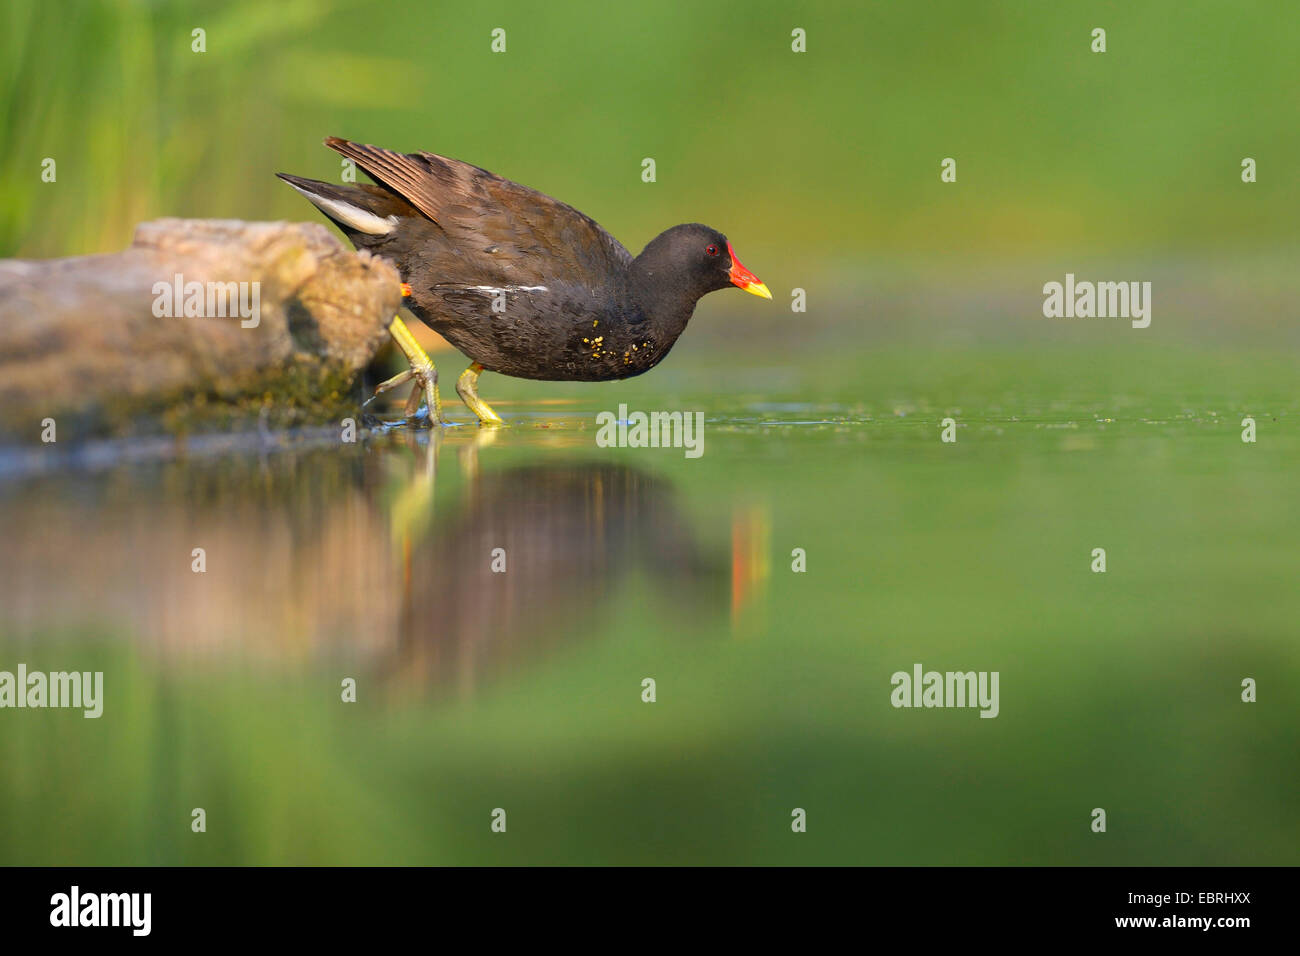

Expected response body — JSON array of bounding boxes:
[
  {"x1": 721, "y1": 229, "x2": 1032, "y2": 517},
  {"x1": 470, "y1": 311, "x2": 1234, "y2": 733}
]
[{"x1": 625, "y1": 254, "x2": 700, "y2": 343}]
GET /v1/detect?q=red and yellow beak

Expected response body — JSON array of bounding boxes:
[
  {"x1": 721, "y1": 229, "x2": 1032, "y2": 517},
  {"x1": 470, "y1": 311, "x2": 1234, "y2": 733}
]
[{"x1": 727, "y1": 241, "x2": 771, "y2": 299}]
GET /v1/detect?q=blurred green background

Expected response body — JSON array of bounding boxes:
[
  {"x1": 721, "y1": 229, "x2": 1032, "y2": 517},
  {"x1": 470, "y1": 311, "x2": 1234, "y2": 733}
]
[
  {"x1": 4, "y1": 0, "x2": 1297, "y2": 267},
  {"x1": 1, "y1": 0, "x2": 1298, "y2": 865}
]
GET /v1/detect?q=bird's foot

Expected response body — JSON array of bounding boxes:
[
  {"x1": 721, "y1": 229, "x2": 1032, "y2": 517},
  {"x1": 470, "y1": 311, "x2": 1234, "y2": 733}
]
[
  {"x1": 362, "y1": 364, "x2": 444, "y2": 428},
  {"x1": 456, "y1": 362, "x2": 505, "y2": 426},
  {"x1": 364, "y1": 316, "x2": 450, "y2": 427}
]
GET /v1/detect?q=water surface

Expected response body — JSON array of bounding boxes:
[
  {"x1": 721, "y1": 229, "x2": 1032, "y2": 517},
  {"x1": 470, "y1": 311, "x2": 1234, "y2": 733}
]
[{"x1": 1, "y1": 344, "x2": 1297, "y2": 864}]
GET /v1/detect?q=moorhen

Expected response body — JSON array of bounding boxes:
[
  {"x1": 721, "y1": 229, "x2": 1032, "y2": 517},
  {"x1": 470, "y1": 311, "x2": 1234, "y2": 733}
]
[{"x1": 278, "y1": 137, "x2": 770, "y2": 424}]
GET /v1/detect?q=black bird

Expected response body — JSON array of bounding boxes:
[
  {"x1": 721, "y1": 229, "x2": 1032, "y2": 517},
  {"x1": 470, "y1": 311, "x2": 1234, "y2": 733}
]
[{"x1": 278, "y1": 137, "x2": 770, "y2": 424}]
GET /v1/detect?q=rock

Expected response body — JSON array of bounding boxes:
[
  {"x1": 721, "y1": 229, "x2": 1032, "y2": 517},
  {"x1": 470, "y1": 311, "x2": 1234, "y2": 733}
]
[{"x1": 0, "y1": 219, "x2": 401, "y2": 439}]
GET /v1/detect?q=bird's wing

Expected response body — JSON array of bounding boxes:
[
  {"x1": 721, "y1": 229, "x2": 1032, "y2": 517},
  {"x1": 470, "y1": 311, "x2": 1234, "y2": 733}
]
[{"x1": 324, "y1": 137, "x2": 633, "y2": 289}]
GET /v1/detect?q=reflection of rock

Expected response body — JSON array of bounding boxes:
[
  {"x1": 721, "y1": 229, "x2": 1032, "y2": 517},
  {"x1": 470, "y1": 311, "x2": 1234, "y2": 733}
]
[
  {"x1": 392, "y1": 463, "x2": 726, "y2": 697},
  {"x1": 0, "y1": 450, "x2": 400, "y2": 659},
  {"x1": 0, "y1": 219, "x2": 399, "y2": 438}
]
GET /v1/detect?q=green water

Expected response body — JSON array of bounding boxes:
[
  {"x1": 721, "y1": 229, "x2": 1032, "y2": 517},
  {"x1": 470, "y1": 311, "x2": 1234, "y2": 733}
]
[{"x1": 1, "y1": 342, "x2": 1296, "y2": 865}]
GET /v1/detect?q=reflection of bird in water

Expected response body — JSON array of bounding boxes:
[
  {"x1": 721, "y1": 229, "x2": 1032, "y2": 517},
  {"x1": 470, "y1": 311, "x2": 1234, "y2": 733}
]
[{"x1": 389, "y1": 460, "x2": 727, "y2": 699}]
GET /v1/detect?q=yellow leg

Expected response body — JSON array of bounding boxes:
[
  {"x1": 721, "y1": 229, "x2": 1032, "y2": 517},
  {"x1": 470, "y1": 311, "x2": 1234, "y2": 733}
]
[
  {"x1": 366, "y1": 315, "x2": 444, "y2": 424},
  {"x1": 456, "y1": 362, "x2": 504, "y2": 425}
]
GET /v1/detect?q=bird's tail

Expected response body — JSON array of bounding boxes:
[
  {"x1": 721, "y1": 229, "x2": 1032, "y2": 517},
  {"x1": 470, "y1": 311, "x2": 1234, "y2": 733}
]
[{"x1": 275, "y1": 172, "x2": 405, "y2": 238}]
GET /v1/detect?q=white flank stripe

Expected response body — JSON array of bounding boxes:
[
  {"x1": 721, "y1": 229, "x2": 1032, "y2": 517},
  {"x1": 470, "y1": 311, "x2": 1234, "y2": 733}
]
[{"x1": 458, "y1": 285, "x2": 549, "y2": 293}]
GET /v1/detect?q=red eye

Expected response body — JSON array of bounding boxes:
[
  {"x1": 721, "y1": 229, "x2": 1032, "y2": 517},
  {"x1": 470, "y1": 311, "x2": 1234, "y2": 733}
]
[{"x1": 706, "y1": 244, "x2": 719, "y2": 257}]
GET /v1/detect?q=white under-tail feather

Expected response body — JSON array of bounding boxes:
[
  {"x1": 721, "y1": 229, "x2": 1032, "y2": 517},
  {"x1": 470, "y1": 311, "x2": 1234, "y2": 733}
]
[{"x1": 284, "y1": 180, "x2": 398, "y2": 235}]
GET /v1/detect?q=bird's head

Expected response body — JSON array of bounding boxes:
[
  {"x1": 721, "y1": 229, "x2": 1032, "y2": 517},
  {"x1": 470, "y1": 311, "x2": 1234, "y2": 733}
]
[{"x1": 637, "y1": 224, "x2": 771, "y2": 303}]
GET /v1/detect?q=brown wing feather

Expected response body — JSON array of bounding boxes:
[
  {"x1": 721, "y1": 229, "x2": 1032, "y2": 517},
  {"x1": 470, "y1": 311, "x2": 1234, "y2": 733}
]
[{"x1": 323, "y1": 137, "x2": 632, "y2": 289}]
